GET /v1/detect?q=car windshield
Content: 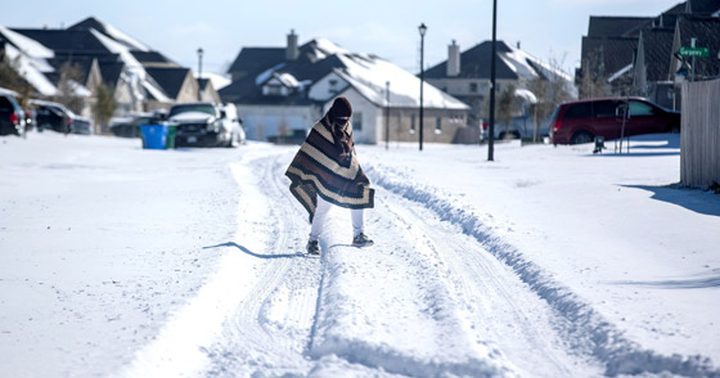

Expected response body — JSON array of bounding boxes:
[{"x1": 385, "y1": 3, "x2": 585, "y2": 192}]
[{"x1": 168, "y1": 104, "x2": 216, "y2": 118}]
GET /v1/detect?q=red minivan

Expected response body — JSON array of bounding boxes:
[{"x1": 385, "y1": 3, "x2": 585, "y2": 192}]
[{"x1": 549, "y1": 97, "x2": 681, "y2": 145}]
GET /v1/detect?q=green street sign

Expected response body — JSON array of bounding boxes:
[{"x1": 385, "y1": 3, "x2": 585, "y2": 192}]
[{"x1": 678, "y1": 46, "x2": 710, "y2": 57}]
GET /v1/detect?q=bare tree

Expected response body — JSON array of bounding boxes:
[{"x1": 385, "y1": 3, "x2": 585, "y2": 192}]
[
  {"x1": 0, "y1": 55, "x2": 33, "y2": 106},
  {"x1": 579, "y1": 49, "x2": 610, "y2": 99},
  {"x1": 54, "y1": 63, "x2": 86, "y2": 115},
  {"x1": 527, "y1": 56, "x2": 574, "y2": 142},
  {"x1": 92, "y1": 83, "x2": 117, "y2": 135},
  {"x1": 497, "y1": 84, "x2": 516, "y2": 134}
]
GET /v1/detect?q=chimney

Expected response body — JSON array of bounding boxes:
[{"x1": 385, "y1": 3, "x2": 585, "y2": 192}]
[
  {"x1": 516, "y1": 41, "x2": 521, "y2": 49},
  {"x1": 286, "y1": 29, "x2": 299, "y2": 61},
  {"x1": 447, "y1": 40, "x2": 461, "y2": 77}
]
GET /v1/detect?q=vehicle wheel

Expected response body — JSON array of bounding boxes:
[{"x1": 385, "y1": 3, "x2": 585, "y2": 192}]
[
  {"x1": 571, "y1": 131, "x2": 594, "y2": 145},
  {"x1": 227, "y1": 132, "x2": 239, "y2": 148},
  {"x1": 499, "y1": 131, "x2": 519, "y2": 140}
]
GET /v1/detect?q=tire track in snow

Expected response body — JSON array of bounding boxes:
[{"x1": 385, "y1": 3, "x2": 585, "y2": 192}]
[
  {"x1": 378, "y1": 190, "x2": 599, "y2": 377},
  {"x1": 366, "y1": 164, "x2": 719, "y2": 377},
  {"x1": 118, "y1": 149, "x2": 285, "y2": 378},
  {"x1": 307, "y1": 192, "x2": 519, "y2": 376},
  {"x1": 202, "y1": 152, "x2": 322, "y2": 377}
]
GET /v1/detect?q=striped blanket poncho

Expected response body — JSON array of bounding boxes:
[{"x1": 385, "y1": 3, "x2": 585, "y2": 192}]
[{"x1": 285, "y1": 120, "x2": 375, "y2": 222}]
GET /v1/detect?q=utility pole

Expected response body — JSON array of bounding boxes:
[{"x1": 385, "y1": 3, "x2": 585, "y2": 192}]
[
  {"x1": 385, "y1": 81, "x2": 390, "y2": 150},
  {"x1": 488, "y1": 0, "x2": 497, "y2": 161},
  {"x1": 197, "y1": 47, "x2": 204, "y2": 101},
  {"x1": 418, "y1": 23, "x2": 427, "y2": 151}
]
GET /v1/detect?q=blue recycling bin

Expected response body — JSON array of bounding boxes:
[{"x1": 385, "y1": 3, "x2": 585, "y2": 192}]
[{"x1": 140, "y1": 124, "x2": 168, "y2": 149}]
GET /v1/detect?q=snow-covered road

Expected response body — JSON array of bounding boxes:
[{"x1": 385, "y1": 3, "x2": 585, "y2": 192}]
[
  {"x1": 1, "y1": 133, "x2": 718, "y2": 377},
  {"x1": 121, "y1": 150, "x2": 597, "y2": 377}
]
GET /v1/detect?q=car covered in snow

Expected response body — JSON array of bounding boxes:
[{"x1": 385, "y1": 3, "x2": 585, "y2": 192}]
[{"x1": 167, "y1": 102, "x2": 245, "y2": 147}]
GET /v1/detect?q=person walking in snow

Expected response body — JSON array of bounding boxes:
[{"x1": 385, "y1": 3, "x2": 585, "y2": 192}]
[{"x1": 285, "y1": 96, "x2": 375, "y2": 255}]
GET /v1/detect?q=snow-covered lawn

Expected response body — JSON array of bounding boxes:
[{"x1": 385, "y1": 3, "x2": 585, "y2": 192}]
[{"x1": 0, "y1": 132, "x2": 718, "y2": 377}]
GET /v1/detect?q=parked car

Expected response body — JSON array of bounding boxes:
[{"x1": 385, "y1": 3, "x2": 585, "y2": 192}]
[
  {"x1": 31, "y1": 100, "x2": 93, "y2": 135},
  {"x1": 109, "y1": 114, "x2": 158, "y2": 138},
  {"x1": 549, "y1": 97, "x2": 680, "y2": 145},
  {"x1": 0, "y1": 91, "x2": 26, "y2": 136},
  {"x1": 480, "y1": 117, "x2": 548, "y2": 141},
  {"x1": 167, "y1": 102, "x2": 245, "y2": 147}
]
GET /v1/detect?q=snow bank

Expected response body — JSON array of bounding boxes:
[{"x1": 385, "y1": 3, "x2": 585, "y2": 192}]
[{"x1": 365, "y1": 163, "x2": 719, "y2": 377}]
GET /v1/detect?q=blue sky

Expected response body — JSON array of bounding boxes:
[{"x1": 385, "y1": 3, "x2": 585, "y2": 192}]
[{"x1": 1, "y1": 0, "x2": 680, "y2": 76}]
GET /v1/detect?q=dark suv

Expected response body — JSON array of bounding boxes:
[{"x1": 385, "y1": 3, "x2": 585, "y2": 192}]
[
  {"x1": 0, "y1": 92, "x2": 26, "y2": 136},
  {"x1": 549, "y1": 97, "x2": 680, "y2": 145},
  {"x1": 30, "y1": 100, "x2": 93, "y2": 135}
]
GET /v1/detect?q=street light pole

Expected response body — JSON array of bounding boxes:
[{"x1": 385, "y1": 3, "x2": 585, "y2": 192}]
[
  {"x1": 385, "y1": 81, "x2": 390, "y2": 150},
  {"x1": 419, "y1": 23, "x2": 427, "y2": 151},
  {"x1": 487, "y1": 0, "x2": 497, "y2": 161},
  {"x1": 197, "y1": 47, "x2": 204, "y2": 101}
]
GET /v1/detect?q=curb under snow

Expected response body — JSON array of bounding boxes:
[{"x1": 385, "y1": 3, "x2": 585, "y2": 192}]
[{"x1": 366, "y1": 165, "x2": 719, "y2": 377}]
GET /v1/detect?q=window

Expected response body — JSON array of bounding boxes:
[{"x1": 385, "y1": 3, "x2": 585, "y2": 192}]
[
  {"x1": 564, "y1": 103, "x2": 592, "y2": 119},
  {"x1": 352, "y1": 112, "x2": 362, "y2": 131},
  {"x1": 410, "y1": 114, "x2": 416, "y2": 133},
  {"x1": 469, "y1": 82, "x2": 478, "y2": 93},
  {"x1": 435, "y1": 117, "x2": 442, "y2": 134},
  {"x1": 628, "y1": 101, "x2": 655, "y2": 116},
  {"x1": 593, "y1": 101, "x2": 619, "y2": 118}
]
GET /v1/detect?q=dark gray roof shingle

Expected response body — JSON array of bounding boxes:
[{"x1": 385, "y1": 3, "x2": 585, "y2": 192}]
[
  {"x1": 11, "y1": 28, "x2": 110, "y2": 54},
  {"x1": 227, "y1": 47, "x2": 285, "y2": 76},
  {"x1": 688, "y1": 0, "x2": 720, "y2": 15},
  {"x1": 640, "y1": 29, "x2": 675, "y2": 81},
  {"x1": 221, "y1": 40, "x2": 348, "y2": 104},
  {"x1": 587, "y1": 16, "x2": 653, "y2": 38},
  {"x1": 423, "y1": 41, "x2": 519, "y2": 80},
  {"x1": 145, "y1": 66, "x2": 191, "y2": 99},
  {"x1": 581, "y1": 36, "x2": 638, "y2": 76}
]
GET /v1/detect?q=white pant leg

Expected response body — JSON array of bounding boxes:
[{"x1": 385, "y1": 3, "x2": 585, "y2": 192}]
[
  {"x1": 351, "y1": 208, "x2": 364, "y2": 237},
  {"x1": 309, "y1": 196, "x2": 331, "y2": 241}
]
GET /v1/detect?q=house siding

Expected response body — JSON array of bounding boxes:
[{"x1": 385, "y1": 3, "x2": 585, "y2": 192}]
[{"x1": 235, "y1": 104, "x2": 319, "y2": 141}]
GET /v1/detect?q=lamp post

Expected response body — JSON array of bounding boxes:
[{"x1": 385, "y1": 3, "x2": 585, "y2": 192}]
[
  {"x1": 385, "y1": 81, "x2": 390, "y2": 150},
  {"x1": 418, "y1": 22, "x2": 427, "y2": 151},
  {"x1": 488, "y1": 0, "x2": 497, "y2": 161},
  {"x1": 197, "y1": 47, "x2": 204, "y2": 101}
]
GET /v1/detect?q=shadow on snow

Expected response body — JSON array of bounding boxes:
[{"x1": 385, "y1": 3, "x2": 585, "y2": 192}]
[
  {"x1": 622, "y1": 184, "x2": 720, "y2": 217},
  {"x1": 203, "y1": 241, "x2": 304, "y2": 259}
]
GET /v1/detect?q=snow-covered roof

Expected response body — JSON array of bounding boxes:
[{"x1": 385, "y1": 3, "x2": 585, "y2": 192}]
[
  {"x1": 309, "y1": 38, "x2": 351, "y2": 61},
  {"x1": 69, "y1": 17, "x2": 151, "y2": 52},
  {"x1": 255, "y1": 63, "x2": 287, "y2": 86},
  {"x1": 100, "y1": 21, "x2": 150, "y2": 52},
  {"x1": 90, "y1": 28, "x2": 169, "y2": 102},
  {"x1": 514, "y1": 88, "x2": 538, "y2": 104},
  {"x1": 90, "y1": 28, "x2": 143, "y2": 70},
  {"x1": 274, "y1": 72, "x2": 300, "y2": 88},
  {"x1": 501, "y1": 46, "x2": 573, "y2": 83},
  {"x1": 0, "y1": 86, "x2": 19, "y2": 96},
  {"x1": 3, "y1": 44, "x2": 58, "y2": 96},
  {"x1": 608, "y1": 63, "x2": 634, "y2": 83},
  {"x1": 334, "y1": 54, "x2": 469, "y2": 110},
  {"x1": 194, "y1": 72, "x2": 231, "y2": 91},
  {"x1": 0, "y1": 26, "x2": 54, "y2": 59}
]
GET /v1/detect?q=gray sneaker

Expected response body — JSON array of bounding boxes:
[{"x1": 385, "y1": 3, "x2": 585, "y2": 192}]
[
  {"x1": 306, "y1": 240, "x2": 320, "y2": 255},
  {"x1": 352, "y1": 233, "x2": 374, "y2": 248}
]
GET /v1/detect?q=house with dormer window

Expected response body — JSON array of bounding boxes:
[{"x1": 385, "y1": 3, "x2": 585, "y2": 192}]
[{"x1": 220, "y1": 31, "x2": 469, "y2": 144}]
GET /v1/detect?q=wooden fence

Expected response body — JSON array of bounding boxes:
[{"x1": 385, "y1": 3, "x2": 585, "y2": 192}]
[{"x1": 681, "y1": 78, "x2": 720, "y2": 188}]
